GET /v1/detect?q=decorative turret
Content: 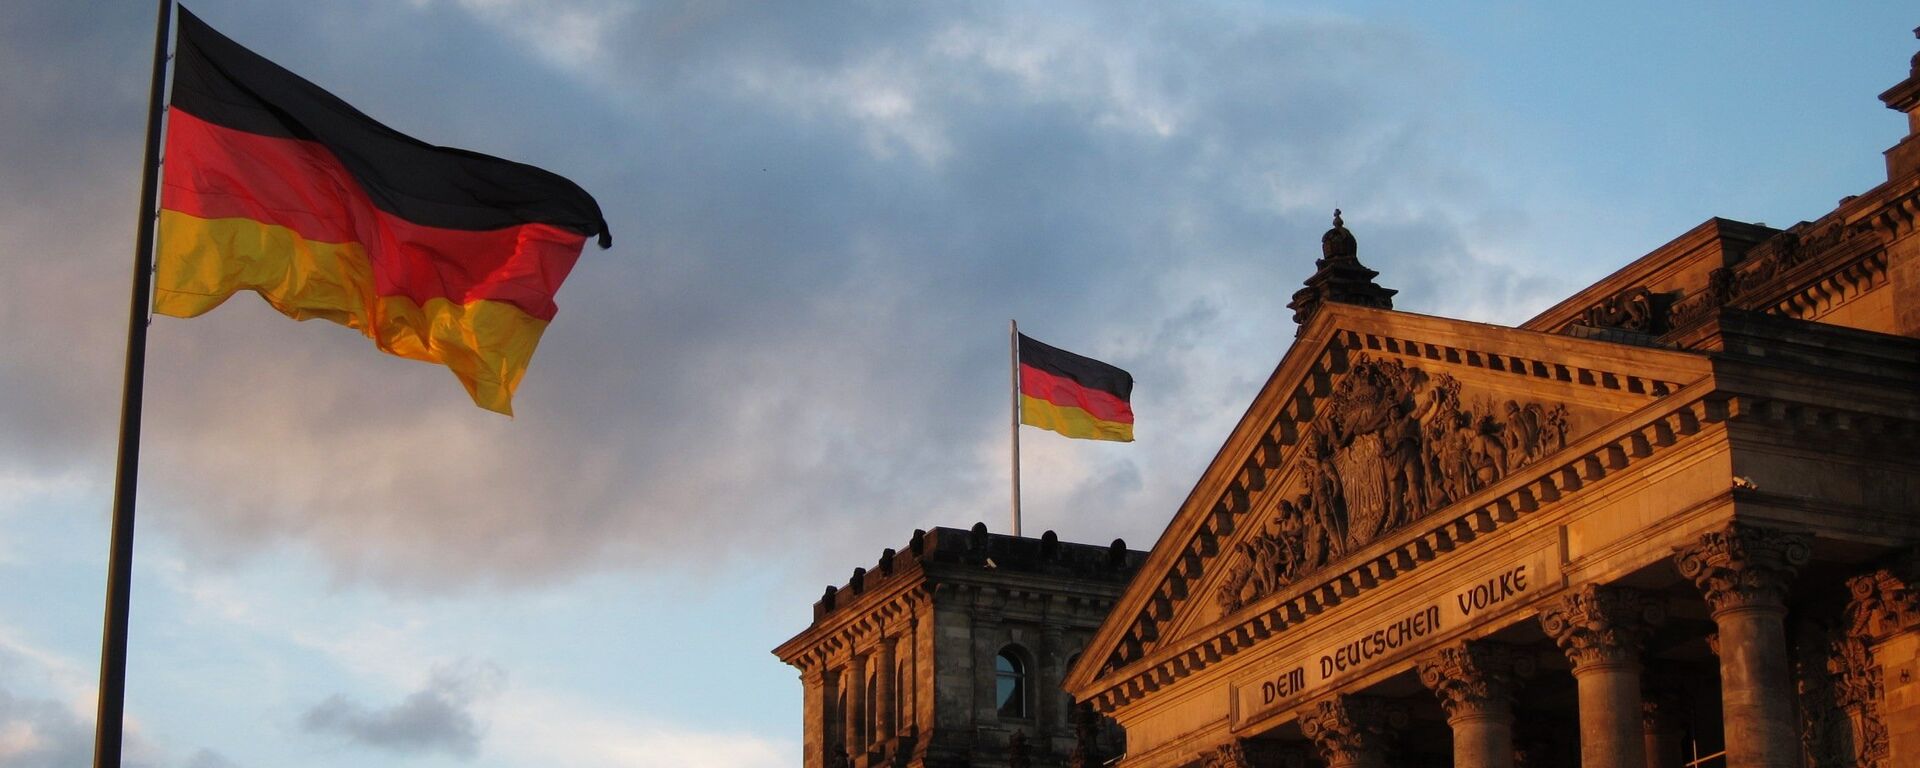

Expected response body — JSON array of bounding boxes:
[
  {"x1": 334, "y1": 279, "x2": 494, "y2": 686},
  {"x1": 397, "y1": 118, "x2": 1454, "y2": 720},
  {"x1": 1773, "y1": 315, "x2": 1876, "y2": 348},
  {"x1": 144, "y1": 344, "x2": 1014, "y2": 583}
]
[
  {"x1": 1879, "y1": 26, "x2": 1920, "y2": 179},
  {"x1": 1287, "y1": 209, "x2": 1397, "y2": 335}
]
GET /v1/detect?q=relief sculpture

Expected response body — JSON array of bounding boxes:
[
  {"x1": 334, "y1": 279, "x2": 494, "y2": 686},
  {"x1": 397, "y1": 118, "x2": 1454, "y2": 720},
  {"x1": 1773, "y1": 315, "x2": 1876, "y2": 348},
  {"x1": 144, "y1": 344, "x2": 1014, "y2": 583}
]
[{"x1": 1218, "y1": 358, "x2": 1570, "y2": 614}]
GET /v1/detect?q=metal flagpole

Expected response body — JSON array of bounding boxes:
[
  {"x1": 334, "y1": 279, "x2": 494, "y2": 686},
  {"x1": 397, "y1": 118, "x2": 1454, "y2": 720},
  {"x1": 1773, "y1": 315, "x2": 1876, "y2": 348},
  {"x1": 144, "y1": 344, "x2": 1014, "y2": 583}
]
[
  {"x1": 1009, "y1": 319, "x2": 1022, "y2": 538},
  {"x1": 96, "y1": 1, "x2": 175, "y2": 765}
]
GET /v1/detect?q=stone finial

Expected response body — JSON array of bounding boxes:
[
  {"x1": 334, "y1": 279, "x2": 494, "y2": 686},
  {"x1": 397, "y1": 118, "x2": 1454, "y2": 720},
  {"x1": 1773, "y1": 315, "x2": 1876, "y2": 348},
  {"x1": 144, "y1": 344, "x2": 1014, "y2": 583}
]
[
  {"x1": 1322, "y1": 209, "x2": 1357, "y2": 260},
  {"x1": 1672, "y1": 524, "x2": 1811, "y2": 616},
  {"x1": 1538, "y1": 585, "x2": 1664, "y2": 670},
  {"x1": 1415, "y1": 641, "x2": 1522, "y2": 723},
  {"x1": 1296, "y1": 694, "x2": 1407, "y2": 766},
  {"x1": 1288, "y1": 209, "x2": 1396, "y2": 335}
]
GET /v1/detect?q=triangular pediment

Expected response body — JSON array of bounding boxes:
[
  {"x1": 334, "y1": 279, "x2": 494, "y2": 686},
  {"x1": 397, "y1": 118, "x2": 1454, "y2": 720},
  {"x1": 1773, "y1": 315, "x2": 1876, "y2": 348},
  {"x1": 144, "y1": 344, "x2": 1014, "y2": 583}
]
[{"x1": 1064, "y1": 303, "x2": 1715, "y2": 701}]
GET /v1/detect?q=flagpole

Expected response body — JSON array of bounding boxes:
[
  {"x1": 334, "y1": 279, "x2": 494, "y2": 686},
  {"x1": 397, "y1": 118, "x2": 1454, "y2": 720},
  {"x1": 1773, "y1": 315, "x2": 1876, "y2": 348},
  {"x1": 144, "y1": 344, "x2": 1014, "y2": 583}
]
[
  {"x1": 1009, "y1": 319, "x2": 1022, "y2": 538},
  {"x1": 96, "y1": 1, "x2": 174, "y2": 766}
]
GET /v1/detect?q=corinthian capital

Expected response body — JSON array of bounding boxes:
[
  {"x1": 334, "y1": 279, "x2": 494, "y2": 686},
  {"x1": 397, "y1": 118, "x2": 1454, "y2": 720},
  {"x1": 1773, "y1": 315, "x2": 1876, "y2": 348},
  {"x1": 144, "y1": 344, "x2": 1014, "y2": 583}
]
[
  {"x1": 1538, "y1": 585, "x2": 1663, "y2": 671},
  {"x1": 1673, "y1": 524, "x2": 1811, "y2": 616},
  {"x1": 1202, "y1": 739, "x2": 1306, "y2": 768},
  {"x1": 1297, "y1": 694, "x2": 1406, "y2": 766},
  {"x1": 1415, "y1": 641, "x2": 1522, "y2": 723}
]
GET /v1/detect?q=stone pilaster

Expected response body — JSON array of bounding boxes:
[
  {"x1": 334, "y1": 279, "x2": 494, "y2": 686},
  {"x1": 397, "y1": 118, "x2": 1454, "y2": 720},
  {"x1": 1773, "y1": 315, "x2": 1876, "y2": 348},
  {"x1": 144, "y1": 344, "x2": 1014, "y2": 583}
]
[
  {"x1": 874, "y1": 636, "x2": 898, "y2": 750},
  {"x1": 1296, "y1": 694, "x2": 1406, "y2": 768},
  {"x1": 1840, "y1": 551, "x2": 1920, "y2": 768},
  {"x1": 1538, "y1": 584, "x2": 1662, "y2": 768},
  {"x1": 1416, "y1": 641, "x2": 1522, "y2": 768},
  {"x1": 844, "y1": 652, "x2": 868, "y2": 757},
  {"x1": 1675, "y1": 524, "x2": 1811, "y2": 768},
  {"x1": 803, "y1": 664, "x2": 830, "y2": 768}
]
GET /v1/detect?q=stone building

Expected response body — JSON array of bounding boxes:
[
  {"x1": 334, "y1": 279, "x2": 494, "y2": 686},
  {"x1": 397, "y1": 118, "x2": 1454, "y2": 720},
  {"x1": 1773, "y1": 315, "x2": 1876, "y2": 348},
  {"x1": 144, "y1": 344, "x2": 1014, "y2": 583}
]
[
  {"x1": 1057, "y1": 28, "x2": 1920, "y2": 768},
  {"x1": 774, "y1": 525, "x2": 1145, "y2": 768},
  {"x1": 779, "y1": 28, "x2": 1920, "y2": 768}
]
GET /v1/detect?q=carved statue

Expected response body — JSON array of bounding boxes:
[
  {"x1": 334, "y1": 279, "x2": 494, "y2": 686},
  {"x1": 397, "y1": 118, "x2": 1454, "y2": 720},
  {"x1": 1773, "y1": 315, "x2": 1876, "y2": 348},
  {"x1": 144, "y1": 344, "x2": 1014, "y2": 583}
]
[{"x1": 1215, "y1": 357, "x2": 1581, "y2": 614}]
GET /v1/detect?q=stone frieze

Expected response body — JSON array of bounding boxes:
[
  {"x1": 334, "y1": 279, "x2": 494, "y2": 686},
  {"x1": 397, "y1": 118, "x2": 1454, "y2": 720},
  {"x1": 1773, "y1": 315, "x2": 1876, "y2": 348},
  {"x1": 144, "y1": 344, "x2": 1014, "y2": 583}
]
[{"x1": 1216, "y1": 358, "x2": 1570, "y2": 613}]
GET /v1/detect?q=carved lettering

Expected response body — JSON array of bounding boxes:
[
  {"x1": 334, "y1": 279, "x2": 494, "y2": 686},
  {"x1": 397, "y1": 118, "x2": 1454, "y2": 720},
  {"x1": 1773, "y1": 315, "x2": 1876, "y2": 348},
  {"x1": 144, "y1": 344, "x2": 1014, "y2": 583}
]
[
  {"x1": 1319, "y1": 605, "x2": 1440, "y2": 677},
  {"x1": 1456, "y1": 564, "x2": 1529, "y2": 617},
  {"x1": 1261, "y1": 666, "x2": 1307, "y2": 704}
]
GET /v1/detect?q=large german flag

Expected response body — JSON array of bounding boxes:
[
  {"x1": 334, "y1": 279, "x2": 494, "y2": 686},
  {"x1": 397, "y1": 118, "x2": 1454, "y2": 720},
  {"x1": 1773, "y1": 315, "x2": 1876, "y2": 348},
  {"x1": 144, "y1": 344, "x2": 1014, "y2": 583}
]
[
  {"x1": 155, "y1": 8, "x2": 610, "y2": 415},
  {"x1": 1018, "y1": 333, "x2": 1134, "y2": 441}
]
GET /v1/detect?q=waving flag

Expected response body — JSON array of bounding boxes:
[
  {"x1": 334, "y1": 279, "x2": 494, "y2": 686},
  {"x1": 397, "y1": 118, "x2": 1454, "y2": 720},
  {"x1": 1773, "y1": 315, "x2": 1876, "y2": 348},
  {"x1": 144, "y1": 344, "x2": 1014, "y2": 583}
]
[
  {"x1": 1018, "y1": 333, "x2": 1134, "y2": 441},
  {"x1": 155, "y1": 7, "x2": 610, "y2": 414}
]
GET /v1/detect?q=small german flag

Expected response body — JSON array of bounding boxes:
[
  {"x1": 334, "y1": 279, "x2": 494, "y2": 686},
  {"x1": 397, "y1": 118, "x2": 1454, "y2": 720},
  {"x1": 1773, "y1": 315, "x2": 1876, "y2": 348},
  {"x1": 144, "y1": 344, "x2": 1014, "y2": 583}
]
[
  {"x1": 154, "y1": 8, "x2": 610, "y2": 415},
  {"x1": 1018, "y1": 333, "x2": 1134, "y2": 442}
]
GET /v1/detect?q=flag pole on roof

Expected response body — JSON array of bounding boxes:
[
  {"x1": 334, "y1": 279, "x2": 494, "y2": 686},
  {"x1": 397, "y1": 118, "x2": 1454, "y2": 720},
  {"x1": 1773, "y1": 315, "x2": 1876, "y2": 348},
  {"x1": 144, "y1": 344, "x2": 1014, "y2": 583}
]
[
  {"x1": 1010, "y1": 324, "x2": 1138, "y2": 537},
  {"x1": 94, "y1": 1, "x2": 175, "y2": 765},
  {"x1": 1010, "y1": 319, "x2": 1023, "y2": 537}
]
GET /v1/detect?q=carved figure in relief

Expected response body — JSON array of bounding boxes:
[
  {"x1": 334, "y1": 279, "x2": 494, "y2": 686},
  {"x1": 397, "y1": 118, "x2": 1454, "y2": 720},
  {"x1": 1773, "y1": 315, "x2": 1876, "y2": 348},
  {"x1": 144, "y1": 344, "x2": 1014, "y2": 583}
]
[{"x1": 1213, "y1": 356, "x2": 1583, "y2": 614}]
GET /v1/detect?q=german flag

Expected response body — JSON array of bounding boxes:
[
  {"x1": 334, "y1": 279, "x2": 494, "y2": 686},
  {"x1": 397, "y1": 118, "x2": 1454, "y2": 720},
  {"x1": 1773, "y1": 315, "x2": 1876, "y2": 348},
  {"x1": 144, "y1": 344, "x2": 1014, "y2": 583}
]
[
  {"x1": 1018, "y1": 333, "x2": 1134, "y2": 441},
  {"x1": 155, "y1": 8, "x2": 610, "y2": 415}
]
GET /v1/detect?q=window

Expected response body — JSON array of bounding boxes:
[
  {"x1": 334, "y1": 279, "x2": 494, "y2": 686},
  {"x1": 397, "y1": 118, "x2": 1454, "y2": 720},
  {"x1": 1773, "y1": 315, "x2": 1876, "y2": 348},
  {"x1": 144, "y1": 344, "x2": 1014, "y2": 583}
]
[
  {"x1": 995, "y1": 647, "x2": 1029, "y2": 718},
  {"x1": 864, "y1": 668, "x2": 878, "y2": 746}
]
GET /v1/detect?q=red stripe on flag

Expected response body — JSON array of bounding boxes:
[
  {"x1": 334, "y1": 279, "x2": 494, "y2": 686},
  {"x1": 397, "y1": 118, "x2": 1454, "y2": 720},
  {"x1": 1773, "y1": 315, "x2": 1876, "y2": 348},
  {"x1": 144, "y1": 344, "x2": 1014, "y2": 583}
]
[
  {"x1": 1020, "y1": 363, "x2": 1134, "y2": 424},
  {"x1": 160, "y1": 109, "x2": 584, "y2": 322}
]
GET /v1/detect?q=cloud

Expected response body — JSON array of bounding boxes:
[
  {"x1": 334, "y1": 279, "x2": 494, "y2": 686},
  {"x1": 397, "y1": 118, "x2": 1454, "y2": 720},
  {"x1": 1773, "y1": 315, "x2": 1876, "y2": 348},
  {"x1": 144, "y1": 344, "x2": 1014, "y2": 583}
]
[
  {"x1": 0, "y1": 640, "x2": 230, "y2": 768},
  {"x1": 0, "y1": 0, "x2": 1602, "y2": 592},
  {"x1": 300, "y1": 662, "x2": 504, "y2": 759},
  {"x1": 0, "y1": 686, "x2": 92, "y2": 768}
]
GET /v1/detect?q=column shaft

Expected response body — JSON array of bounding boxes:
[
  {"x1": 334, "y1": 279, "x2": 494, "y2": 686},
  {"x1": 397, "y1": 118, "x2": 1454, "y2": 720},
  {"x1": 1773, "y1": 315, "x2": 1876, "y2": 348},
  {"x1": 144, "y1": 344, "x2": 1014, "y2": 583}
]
[
  {"x1": 1716, "y1": 606, "x2": 1798, "y2": 768},
  {"x1": 1449, "y1": 713, "x2": 1513, "y2": 768},
  {"x1": 874, "y1": 639, "x2": 897, "y2": 747},
  {"x1": 844, "y1": 653, "x2": 866, "y2": 756},
  {"x1": 1572, "y1": 662, "x2": 1645, "y2": 768},
  {"x1": 1539, "y1": 585, "x2": 1661, "y2": 768},
  {"x1": 1675, "y1": 524, "x2": 1810, "y2": 768}
]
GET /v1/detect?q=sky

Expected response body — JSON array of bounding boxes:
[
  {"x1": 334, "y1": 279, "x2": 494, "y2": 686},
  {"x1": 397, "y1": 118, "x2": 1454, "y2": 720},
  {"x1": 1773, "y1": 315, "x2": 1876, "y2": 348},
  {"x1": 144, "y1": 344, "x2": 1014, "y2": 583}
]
[{"x1": 1, "y1": 1, "x2": 1914, "y2": 766}]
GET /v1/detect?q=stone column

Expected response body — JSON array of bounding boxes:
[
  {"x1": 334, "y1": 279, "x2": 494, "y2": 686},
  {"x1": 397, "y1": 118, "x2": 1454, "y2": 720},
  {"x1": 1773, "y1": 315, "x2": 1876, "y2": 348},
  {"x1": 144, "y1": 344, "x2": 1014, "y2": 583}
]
[
  {"x1": 844, "y1": 652, "x2": 867, "y2": 757},
  {"x1": 1539, "y1": 584, "x2": 1662, "y2": 768},
  {"x1": 1674, "y1": 524, "x2": 1810, "y2": 768},
  {"x1": 1417, "y1": 641, "x2": 1522, "y2": 768},
  {"x1": 874, "y1": 637, "x2": 897, "y2": 749},
  {"x1": 1297, "y1": 693, "x2": 1406, "y2": 768},
  {"x1": 1640, "y1": 679, "x2": 1685, "y2": 768}
]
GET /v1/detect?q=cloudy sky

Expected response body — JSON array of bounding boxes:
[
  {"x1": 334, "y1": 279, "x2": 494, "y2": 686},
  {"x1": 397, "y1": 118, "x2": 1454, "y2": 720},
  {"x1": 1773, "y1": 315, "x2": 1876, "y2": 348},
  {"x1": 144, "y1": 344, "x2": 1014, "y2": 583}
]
[{"x1": 2, "y1": 1, "x2": 1914, "y2": 766}]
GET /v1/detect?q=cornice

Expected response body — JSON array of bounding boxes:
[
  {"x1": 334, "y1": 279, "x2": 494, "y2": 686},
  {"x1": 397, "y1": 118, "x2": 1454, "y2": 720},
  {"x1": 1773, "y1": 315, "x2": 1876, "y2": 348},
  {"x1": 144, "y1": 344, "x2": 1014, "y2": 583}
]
[{"x1": 772, "y1": 583, "x2": 926, "y2": 669}]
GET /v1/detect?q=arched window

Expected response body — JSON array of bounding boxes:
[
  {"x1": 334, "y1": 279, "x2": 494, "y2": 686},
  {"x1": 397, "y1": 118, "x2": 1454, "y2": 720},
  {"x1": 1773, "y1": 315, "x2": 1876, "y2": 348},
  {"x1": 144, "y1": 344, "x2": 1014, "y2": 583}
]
[
  {"x1": 832, "y1": 685, "x2": 847, "y2": 752},
  {"x1": 864, "y1": 668, "x2": 879, "y2": 746},
  {"x1": 893, "y1": 663, "x2": 906, "y2": 734},
  {"x1": 995, "y1": 647, "x2": 1029, "y2": 718}
]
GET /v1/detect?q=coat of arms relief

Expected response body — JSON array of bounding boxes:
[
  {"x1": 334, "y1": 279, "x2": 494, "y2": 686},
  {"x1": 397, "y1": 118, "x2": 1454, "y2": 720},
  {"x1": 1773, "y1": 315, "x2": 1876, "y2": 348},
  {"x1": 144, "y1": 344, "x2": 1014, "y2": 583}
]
[{"x1": 1217, "y1": 358, "x2": 1573, "y2": 614}]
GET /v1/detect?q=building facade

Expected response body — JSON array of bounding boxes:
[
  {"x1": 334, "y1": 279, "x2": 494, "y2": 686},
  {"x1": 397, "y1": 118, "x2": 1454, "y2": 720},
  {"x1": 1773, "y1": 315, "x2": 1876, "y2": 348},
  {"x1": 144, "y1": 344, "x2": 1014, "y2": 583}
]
[
  {"x1": 775, "y1": 525, "x2": 1145, "y2": 768},
  {"x1": 1059, "y1": 30, "x2": 1920, "y2": 768}
]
